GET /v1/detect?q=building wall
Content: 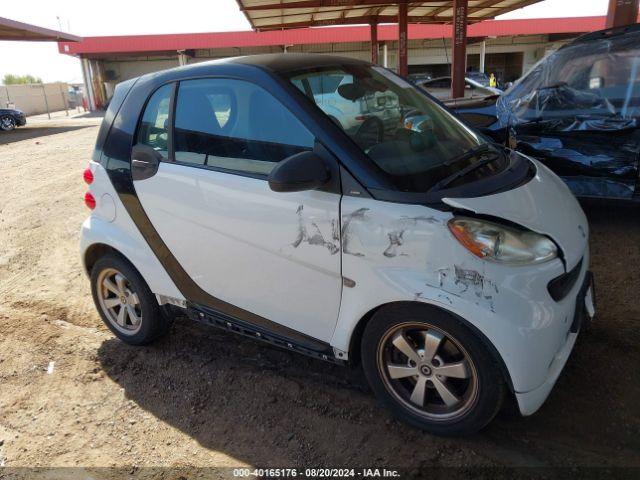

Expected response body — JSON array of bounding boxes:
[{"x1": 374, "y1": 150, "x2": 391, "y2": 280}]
[
  {"x1": 94, "y1": 34, "x2": 572, "y2": 101},
  {"x1": 0, "y1": 82, "x2": 70, "y2": 116},
  {"x1": 102, "y1": 58, "x2": 181, "y2": 84}
]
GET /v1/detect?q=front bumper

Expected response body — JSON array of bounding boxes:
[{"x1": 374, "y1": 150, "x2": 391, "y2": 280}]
[
  {"x1": 16, "y1": 115, "x2": 27, "y2": 127},
  {"x1": 515, "y1": 272, "x2": 595, "y2": 415}
]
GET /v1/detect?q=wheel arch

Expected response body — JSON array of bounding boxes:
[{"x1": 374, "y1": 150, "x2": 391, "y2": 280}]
[
  {"x1": 80, "y1": 215, "x2": 184, "y2": 301},
  {"x1": 84, "y1": 242, "x2": 134, "y2": 276},
  {"x1": 347, "y1": 300, "x2": 515, "y2": 393}
]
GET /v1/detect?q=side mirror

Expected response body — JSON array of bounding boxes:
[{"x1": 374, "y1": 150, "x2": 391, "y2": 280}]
[{"x1": 268, "y1": 151, "x2": 331, "y2": 193}]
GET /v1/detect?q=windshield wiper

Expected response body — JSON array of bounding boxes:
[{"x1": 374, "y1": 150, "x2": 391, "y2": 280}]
[
  {"x1": 436, "y1": 148, "x2": 502, "y2": 189},
  {"x1": 442, "y1": 143, "x2": 494, "y2": 167}
]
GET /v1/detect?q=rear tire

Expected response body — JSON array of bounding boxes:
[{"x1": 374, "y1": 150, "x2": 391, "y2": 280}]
[
  {"x1": 0, "y1": 115, "x2": 16, "y2": 131},
  {"x1": 361, "y1": 303, "x2": 505, "y2": 436},
  {"x1": 90, "y1": 253, "x2": 172, "y2": 345}
]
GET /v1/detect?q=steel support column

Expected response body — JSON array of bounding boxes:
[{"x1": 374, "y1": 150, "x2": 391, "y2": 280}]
[
  {"x1": 81, "y1": 57, "x2": 96, "y2": 111},
  {"x1": 479, "y1": 40, "x2": 486, "y2": 73},
  {"x1": 452, "y1": 0, "x2": 468, "y2": 99},
  {"x1": 606, "y1": 0, "x2": 639, "y2": 27},
  {"x1": 398, "y1": 1, "x2": 408, "y2": 77},
  {"x1": 370, "y1": 20, "x2": 379, "y2": 64}
]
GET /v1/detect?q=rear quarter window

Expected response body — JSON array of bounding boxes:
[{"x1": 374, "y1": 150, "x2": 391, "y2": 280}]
[{"x1": 93, "y1": 78, "x2": 138, "y2": 164}]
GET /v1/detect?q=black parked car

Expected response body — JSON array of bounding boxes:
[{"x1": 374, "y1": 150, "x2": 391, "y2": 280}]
[
  {"x1": 0, "y1": 108, "x2": 27, "y2": 131},
  {"x1": 449, "y1": 24, "x2": 640, "y2": 202}
]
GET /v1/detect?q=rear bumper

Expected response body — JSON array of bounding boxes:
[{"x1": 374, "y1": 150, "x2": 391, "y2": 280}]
[
  {"x1": 515, "y1": 272, "x2": 594, "y2": 415},
  {"x1": 16, "y1": 115, "x2": 27, "y2": 126}
]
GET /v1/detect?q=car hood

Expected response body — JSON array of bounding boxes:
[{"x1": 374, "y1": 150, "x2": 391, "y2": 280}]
[
  {"x1": 445, "y1": 95, "x2": 499, "y2": 109},
  {"x1": 0, "y1": 109, "x2": 23, "y2": 115},
  {"x1": 443, "y1": 157, "x2": 588, "y2": 269}
]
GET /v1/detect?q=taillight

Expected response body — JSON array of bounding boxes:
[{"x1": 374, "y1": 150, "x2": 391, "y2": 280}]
[
  {"x1": 83, "y1": 167, "x2": 94, "y2": 184},
  {"x1": 84, "y1": 192, "x2": 96, "y2": 210}
]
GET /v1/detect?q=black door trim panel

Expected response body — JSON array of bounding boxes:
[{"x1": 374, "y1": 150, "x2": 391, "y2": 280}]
[{"x1": 188, "y1": 303, "x2": 344, "y2": 364}]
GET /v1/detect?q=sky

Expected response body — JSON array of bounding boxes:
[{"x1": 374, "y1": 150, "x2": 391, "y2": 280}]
[{"x1": 0, "y1": 0, "x2": 611, "y2": 84}]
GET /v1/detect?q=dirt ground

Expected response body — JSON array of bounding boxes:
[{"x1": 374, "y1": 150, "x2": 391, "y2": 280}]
[{"x1": 0, "y1": 113, "x2": 638, "y2": 477}]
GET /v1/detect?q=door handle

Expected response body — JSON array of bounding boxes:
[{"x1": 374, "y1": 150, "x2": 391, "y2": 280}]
[
  {"x1": 132, "y1": 158, "x2": 154, "y2": 167},
  {"x1": 131, "y1": 144, "x2": 162, "y2": 181}
]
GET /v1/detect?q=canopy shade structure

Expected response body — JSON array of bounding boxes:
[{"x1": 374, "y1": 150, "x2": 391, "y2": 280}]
[
  {"x1": 236, "y1": 1, "x2": 543, "y2": 30},
  {"x1": 236, "y1": 1, "x2": 543, "y2": 98},
  {"x1": 0, "y1": 16, "x2": 81, "y2": 42}
]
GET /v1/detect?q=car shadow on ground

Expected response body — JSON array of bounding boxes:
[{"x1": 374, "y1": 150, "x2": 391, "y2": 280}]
[
  {"x1": 96, "y1": 202, "x2": 640, "y2": 467},
  {"x1": 0, "y1": 125, "x2": 92, "y2": 145},
  {"x1": 96, "y1": 320, "x2": 386, "y2": 466}
]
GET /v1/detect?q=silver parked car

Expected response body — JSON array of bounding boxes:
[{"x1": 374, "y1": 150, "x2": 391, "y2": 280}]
[{"x1": 418, "y1": 76, "x2": 502, "y2": 100}]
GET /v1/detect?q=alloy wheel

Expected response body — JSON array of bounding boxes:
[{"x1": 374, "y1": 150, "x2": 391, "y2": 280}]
[
  {"x1": 0, "y1": 116, "x2": 16, "y2": 131},
  {"x1": 377, "y1": 322, "x2": 479, "y2": 421},
  {"x1": 96, "y1": 268, "x2": 143, "y2": 335}
]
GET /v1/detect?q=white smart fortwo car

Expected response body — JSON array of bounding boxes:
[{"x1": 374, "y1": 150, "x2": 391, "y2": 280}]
[{"x1": 81, "y1": 54, "x2": 595, "y2": 435}]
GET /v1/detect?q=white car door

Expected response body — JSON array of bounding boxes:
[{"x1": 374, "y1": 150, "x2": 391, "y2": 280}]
[{"x1": 131, "y1": 79, "x2": 343, "y2": 343}]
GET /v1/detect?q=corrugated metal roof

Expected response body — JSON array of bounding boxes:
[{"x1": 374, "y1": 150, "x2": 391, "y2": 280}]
[
  {"x1": 58, "y1": 15, "x2": 613, "y2": 56},
  {"x1": 235, "y1": 0, "x2": 543, "y2": 30},
  {"x1": 0, "y1": 16, "x2": 81, "y2": 42}
]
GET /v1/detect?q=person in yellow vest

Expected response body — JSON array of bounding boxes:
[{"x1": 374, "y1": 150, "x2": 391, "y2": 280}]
[{"x1": 489, "y1": 73, "x2": 497, "y2": 88}]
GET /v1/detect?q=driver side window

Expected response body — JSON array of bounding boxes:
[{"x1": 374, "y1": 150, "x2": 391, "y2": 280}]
[{"x1": 137, "y1": 83, "x2": 172, "y2": 157}]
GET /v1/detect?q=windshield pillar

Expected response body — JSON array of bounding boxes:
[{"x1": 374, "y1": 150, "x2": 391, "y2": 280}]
[
  {"x1": 398, "y1": 1, "x2": 408, "y2": 78},
  {"x1": 452, "y1": 0, "x2": 469, "y2": 99}
]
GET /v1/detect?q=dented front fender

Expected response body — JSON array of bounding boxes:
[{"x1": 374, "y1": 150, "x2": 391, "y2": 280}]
[{"x1": 332, "y1": 196, "x2": 580, "y2": 395}]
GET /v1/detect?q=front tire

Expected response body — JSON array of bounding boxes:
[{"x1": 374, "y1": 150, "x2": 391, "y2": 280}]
[
  {"x1": 361, "y1": 304, "x2": 505, "y2": 436},
  {"x1": 90, "y1": 254, "x2": 172, "y2": 345},
  {"x1": 0, "y1": 115, "x2": 16, "y2": 131}
]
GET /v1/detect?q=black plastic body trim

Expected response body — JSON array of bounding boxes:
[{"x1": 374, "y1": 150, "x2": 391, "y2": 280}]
[
  {"x1": 548, "y1": 258, "x2": 584, "y2": 302},
  {"x1": 188, "y1": 303, "x2": 344, "y2": 364},
  {"x1": 571, "y1": 271, "x2": 594, "y2": 333}
]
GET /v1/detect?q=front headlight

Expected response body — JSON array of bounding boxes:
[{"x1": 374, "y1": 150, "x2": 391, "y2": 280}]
[{"x1": 448, "y1": 217, "x2": 558, "y2": 265}]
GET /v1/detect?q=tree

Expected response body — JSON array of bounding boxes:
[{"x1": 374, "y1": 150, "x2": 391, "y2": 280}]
[{"x1": 2, "y1": 74, "x2": 43, "y2": 85}]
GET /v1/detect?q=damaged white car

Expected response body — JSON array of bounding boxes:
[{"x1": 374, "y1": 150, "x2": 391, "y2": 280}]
[{"x1": 81, "y1": 54, "x2": 595, "y2": 435}]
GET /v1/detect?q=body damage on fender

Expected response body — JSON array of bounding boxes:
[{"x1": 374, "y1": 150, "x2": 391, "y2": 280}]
[
  {"x1": 341, "y1": 208, "x2": 370, "y2": 257},
  {"x1": 340, "y1": 203, "x2": 500, "y2": 313},
  {"x1": 437, "y1": 266, "x2": 499, "y2": 313},
  {"x1": 382, "y1": 216, "x2": 445, "y2": 258},
  {"x1": 342, "y1": 208, "x2": 448, "y2": 259},
  {"x1": 291, "y1": 205, "x2": 340, "y2": 254}
]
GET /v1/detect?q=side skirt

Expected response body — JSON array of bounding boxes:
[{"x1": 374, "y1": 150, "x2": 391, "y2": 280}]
[{"x1": 186, "y1": 303, "x2": 346, "y2": 366}]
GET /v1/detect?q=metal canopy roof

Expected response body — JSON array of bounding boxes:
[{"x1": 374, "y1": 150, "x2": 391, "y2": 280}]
[
  {"x1": 59, "y1": 16, "x2": 610, "y2": 56},
  {"x1": 0, "y1": 16, "x2": 81, "y2": 42},
  {"x1": 236, "y1": 0, "x2": 543, "y2": 30}
]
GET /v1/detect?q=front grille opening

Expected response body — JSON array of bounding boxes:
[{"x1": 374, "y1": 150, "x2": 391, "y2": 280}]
[{"x1": 548, "y1": 258, "x2": 583, "y2": 302}]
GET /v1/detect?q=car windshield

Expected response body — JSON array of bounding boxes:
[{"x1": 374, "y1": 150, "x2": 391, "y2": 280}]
[
  {"x1": 284, "y1": 64, "x2": 502, "y2": 192},
  {"x1": 497, "y1": 29, "x2": 640, "y2": 130}
]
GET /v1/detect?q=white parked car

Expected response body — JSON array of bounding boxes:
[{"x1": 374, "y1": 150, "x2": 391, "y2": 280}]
[
  {"x1": 293, "y1": 72, "x2": 402, "y2": 149},
  {"x1": 418, "y1": 76, "x2": 502, "y2": 100},
  {"x1": 81, "y1": 54, "x2": 594, "y2": 436}
]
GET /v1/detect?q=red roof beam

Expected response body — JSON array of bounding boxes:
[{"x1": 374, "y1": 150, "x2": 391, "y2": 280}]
[
  {"x1": 240, "y1": 0, "x2": 421, "y2": 10},
  {"x1": 59, "y1": 15, "x2": 628, "y2": 57},
  {"x1": 254, "y1": 15, "x2": 449, "y2": 30}
]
